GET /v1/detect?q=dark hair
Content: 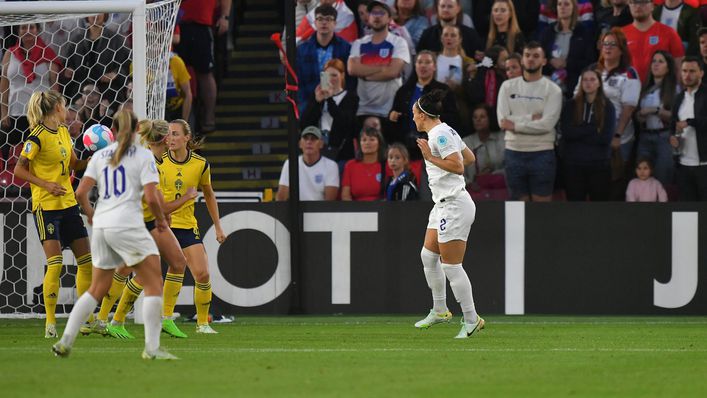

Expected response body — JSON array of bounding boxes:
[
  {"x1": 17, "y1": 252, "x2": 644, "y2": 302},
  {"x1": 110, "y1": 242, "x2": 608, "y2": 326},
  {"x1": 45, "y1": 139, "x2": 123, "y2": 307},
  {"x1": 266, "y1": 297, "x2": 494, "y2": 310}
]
[
  {"x1": 315, "y1": 4, "x2": 338, "y2": 19},
  {"x1": 416, "y1": 89, "x2": 447, "y2": 118},
  {"x1": 485, "y1": 45, "x2": 508, "y2": 66},
  {"x1": 682, "y1": 55, "x2": 704, "y2": 71},
  {"x1": 356, "y1": 126, "x2": 387, "y2": 162},
  {"x1": 636, "y1": 156, "x2": 654, "y2": 171},
  {"x1": 472, "y1": 103, "x2": 500, "y2": 132},
  {"x1": 641, "y1": 50, "x2": 677, "y2": 112},
  {"x1": 522, "y1": 41, "x2": 545, "y2": 56},
  {"x1": 573, "y1": 68, "x2": 608, "y2": 133},
  {"x1": 697, "y1": 27, "x2": 707, "y2": 39},
  {"x1": 506, "y1": 52, "x2": 522, "y2": 63},
  {"x1": 395, "y1": 0, "x2": 425, "y2": 19}
]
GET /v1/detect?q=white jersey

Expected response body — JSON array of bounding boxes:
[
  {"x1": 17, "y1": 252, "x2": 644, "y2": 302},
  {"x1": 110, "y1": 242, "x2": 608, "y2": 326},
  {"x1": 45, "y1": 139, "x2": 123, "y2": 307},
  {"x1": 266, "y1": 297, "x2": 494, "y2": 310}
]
[
  {"x1": 279, "y1": 155, "x2": 340, "y2": 201},
  {"x1": 84, "y1": 137, "x2": 160, "y2": 229},
  {"x1": 425, "y1": 123, "x2": 467, "y2": 203}
]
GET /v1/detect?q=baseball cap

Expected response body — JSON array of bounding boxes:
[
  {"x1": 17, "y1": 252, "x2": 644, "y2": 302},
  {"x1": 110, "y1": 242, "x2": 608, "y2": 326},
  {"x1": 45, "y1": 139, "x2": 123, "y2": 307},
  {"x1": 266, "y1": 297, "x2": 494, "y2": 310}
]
[
  {"x1": 367, "y1": 1, "x2": 392, "y2": 16},
  {"x1": 300, "y1": 126, "x2": 322, "y2": 139}
]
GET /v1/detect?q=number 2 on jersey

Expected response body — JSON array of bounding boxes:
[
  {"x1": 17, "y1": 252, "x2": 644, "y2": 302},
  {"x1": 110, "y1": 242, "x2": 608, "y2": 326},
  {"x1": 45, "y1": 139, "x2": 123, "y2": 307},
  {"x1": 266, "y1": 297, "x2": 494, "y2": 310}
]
[{"x1": 101, "y1": 165, "x2": 126, "y2": 199}]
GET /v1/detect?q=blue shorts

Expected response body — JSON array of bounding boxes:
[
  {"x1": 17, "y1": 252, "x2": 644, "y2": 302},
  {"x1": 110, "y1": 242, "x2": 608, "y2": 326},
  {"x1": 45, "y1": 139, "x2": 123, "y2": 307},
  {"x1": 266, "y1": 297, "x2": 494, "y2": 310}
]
[
  {"x1": 504, "y1": 149, "x2": 556, "y2": 199},
  {"x1": 33, "y1": 205, "x2": 89, "y2": 248},
  {"x1": 145, "y1": 220, "x2": 156, "y2": 232},
  {"x1": 171, "y1": 227, "x2": 202, "y2": 249}
]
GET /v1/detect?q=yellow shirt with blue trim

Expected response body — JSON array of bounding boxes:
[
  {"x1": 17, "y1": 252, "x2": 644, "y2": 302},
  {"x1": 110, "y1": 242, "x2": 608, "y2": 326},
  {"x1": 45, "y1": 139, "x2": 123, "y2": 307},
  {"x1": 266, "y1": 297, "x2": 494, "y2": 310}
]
[
  {"x1": 142, "y1": 154, "x2": 165, "y2": 222},
  {"x1": 159, "y1": 150, "x2": 211, "y2": 229},
  {"x1": 21, "y1": 124, "x2": 77, "y2": 211}
]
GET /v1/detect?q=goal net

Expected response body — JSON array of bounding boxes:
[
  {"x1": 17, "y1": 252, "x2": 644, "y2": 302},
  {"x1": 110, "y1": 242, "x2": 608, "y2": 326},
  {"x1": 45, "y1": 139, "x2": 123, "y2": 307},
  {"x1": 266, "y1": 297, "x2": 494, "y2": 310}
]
[{"x1": 0, "y1": 0, "x2": 180, "y2": 317}]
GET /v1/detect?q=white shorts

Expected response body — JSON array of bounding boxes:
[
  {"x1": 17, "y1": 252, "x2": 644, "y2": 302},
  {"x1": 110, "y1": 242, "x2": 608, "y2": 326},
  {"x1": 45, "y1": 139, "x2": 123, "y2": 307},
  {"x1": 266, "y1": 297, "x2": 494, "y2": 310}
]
[
  {"x1": 427, "y1": 190, "x2": 476, "y2": 243},
  {"x1": 90, "y1": 227, "x2": 159, "y2": 269}
]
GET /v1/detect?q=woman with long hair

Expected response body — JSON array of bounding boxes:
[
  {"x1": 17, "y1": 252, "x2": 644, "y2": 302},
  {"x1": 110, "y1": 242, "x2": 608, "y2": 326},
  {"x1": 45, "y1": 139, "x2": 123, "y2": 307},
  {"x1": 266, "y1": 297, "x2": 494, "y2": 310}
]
[
  {"x1": 341, "y1": 126, "x2": 387, "y2": 201},
  {"x1": 560, "y1": 69, "x2": 616, "y2": 201},
  {"x1": 462, "y1": 103, "x2": 506, "y2": 197},
  {"x1": 13, "y1": 90, "x2": 92, "y2": 338},
  {"x1": 486, "y1": 0, "x2": 524, "y2": 54},
  {"x1": 411, "y1": 88, "x2": 483, "y2": 339},
  {"x1": 436, "y1": 25, "x2": 475, "y2": 134},
  {"x1": 385, "y1": 143, "x2": 419, "y2": 201},
  {"x1": 394, "y1": 0, "x2": 430, "y2": 48},
  {"x1": 635, "y1": 50, "x2": 678, "y2": 187},
  {"x1": 53, "y1": 108, "x2": 177, "y2": 360}
]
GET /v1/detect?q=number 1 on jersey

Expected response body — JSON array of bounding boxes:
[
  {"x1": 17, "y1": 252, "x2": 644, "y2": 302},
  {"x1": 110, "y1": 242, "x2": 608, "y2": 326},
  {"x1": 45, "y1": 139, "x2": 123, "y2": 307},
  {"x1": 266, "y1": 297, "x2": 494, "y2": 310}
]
[{"x1": 101, "y1": 165, "x2": 126, "y2": 199}]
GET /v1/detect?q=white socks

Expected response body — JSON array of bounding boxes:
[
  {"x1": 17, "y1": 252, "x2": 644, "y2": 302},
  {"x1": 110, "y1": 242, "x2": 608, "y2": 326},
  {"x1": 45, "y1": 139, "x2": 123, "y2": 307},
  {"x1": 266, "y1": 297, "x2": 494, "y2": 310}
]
[
  {"x1": 441, "y1": 263, "x2": 478, "y2": 324},
  {"x1": 59, "y1": 292, "x2": 98, "y2": 348},
  {"x1": 142, "y1": 295, "x2": 163, "y2": 353},
  {"x1": 421, "y1": 247, "x2": 448, "y2": 314}
]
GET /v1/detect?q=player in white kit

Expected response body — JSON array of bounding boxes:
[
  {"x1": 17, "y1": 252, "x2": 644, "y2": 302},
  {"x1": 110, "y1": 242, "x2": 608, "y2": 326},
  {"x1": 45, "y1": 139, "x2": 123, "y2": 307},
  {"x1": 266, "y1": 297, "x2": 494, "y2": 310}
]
[
  {"x1": 51, "y1": 109, "x2": 176, "y2": 360},
  {"x1": 412, "y1": 89, "x2": 485, "y2": 339}
]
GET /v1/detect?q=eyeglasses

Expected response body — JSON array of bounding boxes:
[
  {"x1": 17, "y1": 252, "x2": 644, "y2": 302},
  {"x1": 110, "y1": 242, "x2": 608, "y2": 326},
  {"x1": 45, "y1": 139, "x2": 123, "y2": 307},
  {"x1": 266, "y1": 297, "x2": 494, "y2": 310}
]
[
  {"x1": 602, "y1": 41, "x2": 618, "y2": 48},
  {"x1": 315, "y1": 16, "x2": 335, "y2": 22}
]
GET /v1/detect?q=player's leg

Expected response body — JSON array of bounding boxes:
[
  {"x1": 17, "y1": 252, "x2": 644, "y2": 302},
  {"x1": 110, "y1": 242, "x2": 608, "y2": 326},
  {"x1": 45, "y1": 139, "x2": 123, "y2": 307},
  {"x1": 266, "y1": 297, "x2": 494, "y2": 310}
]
[
  {"x1": 184, "y1": 243, "x2": 217, "y2": 333},
  {"x1": 415, "y1": 205, "x2": 452, "y2": 329},
  {"x1": 86, "y1": 267, "x2": 131, "y2": 335},
  {"x1": 40, "y1": 239, "x2": 63, "y2": 338},
  {"x1": 105, "y1": 271, "x2": 142, "y2": 339},
  {"x1": 151, "y1": 226, "x2": 188, "y2": 338}
]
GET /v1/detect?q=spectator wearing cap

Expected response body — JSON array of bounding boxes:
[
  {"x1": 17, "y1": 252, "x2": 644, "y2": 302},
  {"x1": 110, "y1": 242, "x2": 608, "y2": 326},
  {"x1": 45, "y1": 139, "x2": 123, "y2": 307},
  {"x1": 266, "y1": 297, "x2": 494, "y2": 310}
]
[
  {"x1": 653, "y1": 0, "x2": 702, "y2": 56},
  {"x1": 296, "y1": 4, "x2": 353, "y2": 113},
  {"x1": 348, "y1": 1, "x2": 410, "y2": 125},
  {"x1": 297, "y1": 0, "x2": 358, "y2": 44},
  {"x1": 276, "y1": 126, "x2": 340, "y2": 201},
  {"x1": 418, "y1": 0, "x2": 484, "y2": 59}
]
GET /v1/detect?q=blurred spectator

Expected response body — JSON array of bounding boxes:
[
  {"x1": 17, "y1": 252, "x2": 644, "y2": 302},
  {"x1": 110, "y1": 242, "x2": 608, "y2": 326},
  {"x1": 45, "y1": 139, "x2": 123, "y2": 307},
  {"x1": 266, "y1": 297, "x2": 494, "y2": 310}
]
[
  {"x1": 622, "y1": 0, "x2": 684, "y2": 83},
  {"x1": 394, "y1": 0, "x2": 431, "y2": 47},
  {"x1": 560, "y1": 69, "x2": 616, "y2": 201},
  {"x1": 596, "y1": 0, "x2": 633, "y2": 35},
  {"x1": 67, "y1": 104, "x2": 89, "y2": 192},
  {"x1": 504, "y1": 52, "x2": 523, "y2": 78},
  {"x1": 538, "y1": 0, "x2": 594, "y2": 38},
  {"x1": 430, "y1": 0, "x2": 475, "y2": 28},
  {"x1": 342, "y1": 126, "x2": 387, "y2": 200},
  {"x1": 1, "y1": 23, "x2": 61, "y2": 162},
  {"x1": 165, "y1": 52, "x2": 193, "y2": 122},
  {"x1": 670, "y1": 56, "x2": 707, "y2": 200},
  {"x1": 462, "y1": 103, "x2": 506, "y2": 197},
  {"x1": 358, "y1": 1, "x2": 416, "y2": 80},
  {"x1": 276, "y1": 126, "x2": 340, "y2": 201},
  {"x1": 64, "y1": 14, "x2": 130, "y2": 104},
  {"x1": 476, "y1": 0, "x2": 540, "y2": 40},
  {"x1": 466, "y1": 45, "x2": 508, "y2": 113},
  {"x1": 76, "y1": 83, "x2": 112, "y2": 127},
  {"x1": 497, "y1": 42, "x2": 563, "y2": 201},
  {"x1": 175, "y1": 0, "x2": 231, "y2": 134},
  {"x1": 417, "y1": 0, "x2": 484, "y2": 58},
  {"x1": 700, "y1": 27, "x2": 707, "y2": 71},
  {"x1": 653, "y1": 0, "x2": 702, "y2": 56},
  {"x1": 296, "y1": 5, "x2": 352, "y2": 113},
  {"x1": 301, "y1": 58, "x2": 359, "y2": 164},
  {"x1": 626, "y1": 157, "x2": 668, "y2": 201},
  {"x1": 385, "y1": 142, "x2": 419, "y2": 200},
  {"x1": 297, "y1": 0, "x2": 358, "y2": 44},
  {"x1": 297, "y1": 0, "x2": 321, "y2": 27},
  {"x1": 40, "y1": 17, "x2": 82, "y2": 60},
  {"x1": 434, "y1": 25, "x2": 475, "y2": 134},
  {"x1": 389, "y1": 50, "x2": 459, "y2": 154},
  {"x1": 636, "y1": 50, "x2": 678, "y2": 186},
  {"x1": 362, "y1": 114, "x2": 383, "y2": 131},
  {"x1": 540, "y1": 0, "x2": 597, "y2": 97},
  {"x1": 348, "y1": 2, "x2": 410, "y2": 123},
  {"x1": 486, "y1": 0, "x2": 525, "y2": 54}
]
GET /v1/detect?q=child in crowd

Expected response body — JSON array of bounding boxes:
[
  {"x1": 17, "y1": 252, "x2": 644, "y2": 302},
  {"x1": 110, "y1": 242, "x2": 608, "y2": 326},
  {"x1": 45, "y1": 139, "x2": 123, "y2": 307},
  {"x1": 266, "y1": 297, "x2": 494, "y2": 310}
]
[
  {"x1": 385, "y1": 143, "x2": 418, "y2": 201},
  {"x1": 626, "y1": 158, "x2": 667, "y2": 202}
]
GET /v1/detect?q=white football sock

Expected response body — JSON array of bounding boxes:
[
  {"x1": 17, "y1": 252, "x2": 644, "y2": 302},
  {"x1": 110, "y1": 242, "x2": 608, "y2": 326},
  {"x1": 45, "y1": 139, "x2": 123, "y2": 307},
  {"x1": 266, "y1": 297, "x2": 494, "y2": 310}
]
[
  {"x1": 421, "y1": 247, "x2": 447, "y2": 313},
  {"x1": 142, "y1": 295, "x2": 163, "y2": 353},
  {"x1": 441, "y1": 263, "x2": 478, "y2": 323},
  {"x1": 59, "y1": 293, "x2": 98, "y2": 348}
]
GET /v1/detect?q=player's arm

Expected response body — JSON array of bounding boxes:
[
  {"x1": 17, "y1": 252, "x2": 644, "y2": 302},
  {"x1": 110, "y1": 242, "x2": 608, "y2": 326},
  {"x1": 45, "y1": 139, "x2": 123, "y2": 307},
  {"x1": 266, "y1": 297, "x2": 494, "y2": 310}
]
[
  {"x1": 417, "y1": 138, "x2": 464, "y2": 175},
  {"x1": 69, "y1": 149, "x2": 89, "y2": 171},
  {"x1": 14, "y1": 156, "x2": 67, "y2": 196},
  {"x1": 162, "y1": 187, "x2": 197, "y2": 214},
  {"x1": 75, "y1": 175, "x2": 96, "y2": 224},
  {"x1": 202, "y1": 183, "x2": 226, "y2": 244},
  {"x1": 145, "y1": 182, "x2": 168, "y2": 231},
  {"x1": 461, "y1": 146, "x2": 475, "y2": 166}
]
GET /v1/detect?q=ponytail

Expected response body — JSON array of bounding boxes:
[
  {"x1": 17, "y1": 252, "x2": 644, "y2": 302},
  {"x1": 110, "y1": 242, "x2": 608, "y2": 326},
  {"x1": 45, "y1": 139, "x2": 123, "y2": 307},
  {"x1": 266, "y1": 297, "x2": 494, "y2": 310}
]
[
  {"x1": 27, "y1": 90, "x2": 65, "y2": 129},
  {"x1": 110, "y1": 109, "x2": 138, "y2": 167}
]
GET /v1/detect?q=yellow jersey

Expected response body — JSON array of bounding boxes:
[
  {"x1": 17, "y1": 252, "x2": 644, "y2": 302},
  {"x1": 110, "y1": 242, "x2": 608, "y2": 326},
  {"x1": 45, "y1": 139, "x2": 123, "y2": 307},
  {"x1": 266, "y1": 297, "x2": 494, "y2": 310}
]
[
  {"x1": 142, "y1": 154, "x2": 164, "y2": 222},
  {"x1": 160, "y1": 150, "x2": 211, "y2": 229},
  {"x1": 21, "y1": 124, "x2": 77, "y2": 211}
]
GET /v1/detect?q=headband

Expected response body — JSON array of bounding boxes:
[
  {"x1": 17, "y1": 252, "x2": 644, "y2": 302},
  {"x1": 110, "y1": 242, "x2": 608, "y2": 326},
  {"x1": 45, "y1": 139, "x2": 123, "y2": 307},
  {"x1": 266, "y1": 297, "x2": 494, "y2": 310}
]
[{"x1": 416, "y1": 98, "x2": 439, "y2": 118}]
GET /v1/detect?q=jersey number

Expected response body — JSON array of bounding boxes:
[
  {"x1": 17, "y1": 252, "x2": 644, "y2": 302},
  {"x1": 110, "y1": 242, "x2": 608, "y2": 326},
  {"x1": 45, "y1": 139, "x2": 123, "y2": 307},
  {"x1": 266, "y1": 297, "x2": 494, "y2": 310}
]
[{"x1": 101, "y1": 165, "x2": 126, "y2": 199}]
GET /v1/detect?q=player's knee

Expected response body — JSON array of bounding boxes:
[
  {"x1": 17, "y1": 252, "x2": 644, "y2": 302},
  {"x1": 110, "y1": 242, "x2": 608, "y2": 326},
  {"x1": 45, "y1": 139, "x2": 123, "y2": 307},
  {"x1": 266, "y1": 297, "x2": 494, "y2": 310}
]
[{"x1": 192, "y1": 268, "x2": 209, "y2": 283}]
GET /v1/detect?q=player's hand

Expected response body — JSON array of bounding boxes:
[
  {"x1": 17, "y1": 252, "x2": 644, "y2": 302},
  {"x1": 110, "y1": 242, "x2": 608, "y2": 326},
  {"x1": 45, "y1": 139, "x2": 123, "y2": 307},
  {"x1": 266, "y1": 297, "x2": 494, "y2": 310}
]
[
  {"x1": 416, "y1": 138, "x2": 432, "y2": 161},
  {"x1": 44, "y1": 181, "x2": 67, "y2": 196},
  {"x1": 215, "y1": 226, "x2": 226, "y2": 244},
  {"x1": 185, "y1": 187, "x2": 198, "y2": 200},
  {"x1": 163, "y1": 212, "x2": 172, "y2": 227},
  {"x1": 155, "y1": 217, "x2": 169, "y2": 232}
]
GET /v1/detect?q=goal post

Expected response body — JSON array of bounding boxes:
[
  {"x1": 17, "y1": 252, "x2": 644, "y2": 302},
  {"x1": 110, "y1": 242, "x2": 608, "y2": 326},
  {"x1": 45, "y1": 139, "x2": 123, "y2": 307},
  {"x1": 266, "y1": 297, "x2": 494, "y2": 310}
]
[{"x1": 0, "y1": 0, "x2": 180, "y2": 317}]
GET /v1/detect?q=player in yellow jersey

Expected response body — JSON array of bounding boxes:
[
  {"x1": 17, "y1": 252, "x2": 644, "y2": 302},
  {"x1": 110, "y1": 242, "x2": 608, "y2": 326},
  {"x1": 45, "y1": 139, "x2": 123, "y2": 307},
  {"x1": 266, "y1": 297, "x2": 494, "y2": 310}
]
[
  {"x1": 161, "y1": 119, "x2": 225, "y2": 333},
  {"x1": 13, "y1": 90, "x2": 93, "y2": 338},
  {"x1": 88, "y1": 119, "x2": 196, "y2": 339}
]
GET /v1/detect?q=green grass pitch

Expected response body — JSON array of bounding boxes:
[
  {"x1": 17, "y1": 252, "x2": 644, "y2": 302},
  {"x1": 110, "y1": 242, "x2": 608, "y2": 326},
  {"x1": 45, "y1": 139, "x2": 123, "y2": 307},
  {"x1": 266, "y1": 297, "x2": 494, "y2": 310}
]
[{"x1": 1, "y1": 316, "x2": 706, "y2": 397}]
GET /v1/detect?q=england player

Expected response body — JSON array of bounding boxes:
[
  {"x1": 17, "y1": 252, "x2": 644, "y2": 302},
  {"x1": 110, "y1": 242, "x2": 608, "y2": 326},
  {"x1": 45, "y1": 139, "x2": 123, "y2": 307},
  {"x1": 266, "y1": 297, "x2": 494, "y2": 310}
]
[
  {"x1": 412, "y1": 89, "x2": 485, "y2": 339},
  {"x1": 51, "y1": 109, "x2": 177, "y2": 360}
]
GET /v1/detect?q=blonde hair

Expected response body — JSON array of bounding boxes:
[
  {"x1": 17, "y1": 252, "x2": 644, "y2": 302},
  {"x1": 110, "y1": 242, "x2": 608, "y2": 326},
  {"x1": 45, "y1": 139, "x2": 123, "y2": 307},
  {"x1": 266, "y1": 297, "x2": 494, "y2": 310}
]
[
  {"x1": 110, "y1": 109, "x2": 138, "y2": 167},
  {"x1": 139, "y1": 119, "x2": 169, "y2": 146},
  {"x1": 170, "y1": 119, "x2": 203, "y2": 150},
  {"x1": 27, "y1": 90, "x2": 65, "y2": 129}
]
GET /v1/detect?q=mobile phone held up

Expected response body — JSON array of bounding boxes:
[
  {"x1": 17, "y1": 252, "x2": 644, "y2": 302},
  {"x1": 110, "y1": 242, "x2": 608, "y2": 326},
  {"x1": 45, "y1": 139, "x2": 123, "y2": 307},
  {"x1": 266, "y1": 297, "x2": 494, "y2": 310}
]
[{"x1": 320, "y1": 71, "x2": 330, "y2": 91}]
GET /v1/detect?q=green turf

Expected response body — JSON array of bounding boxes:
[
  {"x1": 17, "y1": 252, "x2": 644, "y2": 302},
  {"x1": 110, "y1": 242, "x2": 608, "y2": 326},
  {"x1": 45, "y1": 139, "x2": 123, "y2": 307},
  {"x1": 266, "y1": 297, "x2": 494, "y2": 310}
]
[{"x1": 1, "y1": 316, "x2": 706, "y2": 397}]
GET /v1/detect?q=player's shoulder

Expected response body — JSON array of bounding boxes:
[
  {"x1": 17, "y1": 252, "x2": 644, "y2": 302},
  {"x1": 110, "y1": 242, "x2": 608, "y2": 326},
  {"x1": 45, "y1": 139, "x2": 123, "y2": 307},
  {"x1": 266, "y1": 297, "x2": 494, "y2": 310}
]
[{"x1": 190, "y1": 151, "x2": 207, "y2": 164}]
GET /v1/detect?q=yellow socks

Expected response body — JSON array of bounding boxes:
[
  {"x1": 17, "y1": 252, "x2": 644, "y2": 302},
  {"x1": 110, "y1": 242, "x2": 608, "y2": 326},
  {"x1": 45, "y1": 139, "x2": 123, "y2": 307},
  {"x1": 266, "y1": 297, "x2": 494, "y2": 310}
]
[
  {"x1": 97, "y1": 273, "x2": 129, "y2": 321},
  {"x1": 112, "y1": 278, "x2": 143, "y2": 324},
  {"x1": 43, "y1": 255, "x2": 63, "y2": 326},
  {"x1": 163, "y1": 273, "x2": 184, "y2": 318},
  {"x1": 75, "y1": 253, "x2": 94, "y2": 322},
  {"x1": 194, "y1": 281, "x2": 212, "y2": 325}
]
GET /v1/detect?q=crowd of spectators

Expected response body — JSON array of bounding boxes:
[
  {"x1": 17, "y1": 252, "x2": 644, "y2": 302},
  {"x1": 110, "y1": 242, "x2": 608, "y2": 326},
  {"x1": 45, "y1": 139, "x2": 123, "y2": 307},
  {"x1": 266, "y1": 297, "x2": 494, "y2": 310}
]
[{"x1": 285, "y1": 0, "x2": 707, "y2": 202}]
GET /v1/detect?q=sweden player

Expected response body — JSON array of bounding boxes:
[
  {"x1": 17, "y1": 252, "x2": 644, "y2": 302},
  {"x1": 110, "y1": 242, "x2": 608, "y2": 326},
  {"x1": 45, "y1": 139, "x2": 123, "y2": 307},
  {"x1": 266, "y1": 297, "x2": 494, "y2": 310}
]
[
  {"x1": 52, "y1": 109, "x2": 177, "y2": 360},
  {"x1": 412, "y1": 89, "x2": 485, "y2": 339},
  {"x1": 13, "y1": 90, "x2": 93, "y2": 338}
]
